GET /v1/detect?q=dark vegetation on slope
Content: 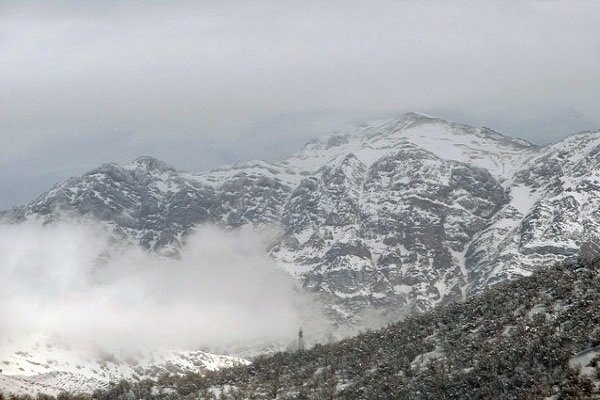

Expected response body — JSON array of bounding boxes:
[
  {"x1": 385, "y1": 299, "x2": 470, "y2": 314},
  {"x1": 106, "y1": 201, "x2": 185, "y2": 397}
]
[{"x1": 4, "y1": 257, "x2": 600, "y2": 399}]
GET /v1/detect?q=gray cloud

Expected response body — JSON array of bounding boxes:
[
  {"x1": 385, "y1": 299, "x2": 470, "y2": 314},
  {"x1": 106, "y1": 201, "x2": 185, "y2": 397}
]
[
  {"x1": 1, "y1": 0, "x2": 599, "y2": 207},
  {"x1": 0, "y1": 221, "x2": 328, "y2": 354}
]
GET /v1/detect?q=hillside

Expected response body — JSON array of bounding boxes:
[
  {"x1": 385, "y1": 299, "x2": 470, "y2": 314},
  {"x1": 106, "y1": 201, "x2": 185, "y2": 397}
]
[
  {"x1": 0, "y1": 343, "x2": 247, "y2": 397},
  {"x1": 75, "y1": 257, "x2": 600, "y2": 399}
]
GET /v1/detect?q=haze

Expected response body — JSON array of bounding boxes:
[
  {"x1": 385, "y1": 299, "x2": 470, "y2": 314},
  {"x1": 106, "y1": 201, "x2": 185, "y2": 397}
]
[{"x1": 0, "y1": 221, "x2": 327, "y2": 355}]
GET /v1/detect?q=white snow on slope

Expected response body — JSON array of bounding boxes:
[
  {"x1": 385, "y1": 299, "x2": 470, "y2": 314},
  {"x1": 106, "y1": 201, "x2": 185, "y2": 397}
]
[
  {"x1": 0, "y1": 334, "x2": 248, "y2": 395},
  {"x1": 285, "y1": 113, "x2": 536, "y2": 182}
]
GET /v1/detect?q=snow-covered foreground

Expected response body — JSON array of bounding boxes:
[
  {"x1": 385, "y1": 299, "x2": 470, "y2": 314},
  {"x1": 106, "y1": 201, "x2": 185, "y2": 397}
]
[{"x1": 0, "y1": 334, "x2": 248, "y2": 396}]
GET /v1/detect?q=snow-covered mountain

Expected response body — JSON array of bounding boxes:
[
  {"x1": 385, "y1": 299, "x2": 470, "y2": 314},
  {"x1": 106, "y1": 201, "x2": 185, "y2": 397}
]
[
  {"x1": 4, "y1": 112, "x2": 600, "y2": 319},
  {"x1": 0, "y1": 334, "x2": 247, "y2": 395}
]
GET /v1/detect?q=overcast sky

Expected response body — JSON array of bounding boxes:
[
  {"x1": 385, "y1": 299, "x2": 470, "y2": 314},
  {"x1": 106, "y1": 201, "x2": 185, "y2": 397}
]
[{"x1": 1, "y1": 1, "x2": 599, "y2": 208}]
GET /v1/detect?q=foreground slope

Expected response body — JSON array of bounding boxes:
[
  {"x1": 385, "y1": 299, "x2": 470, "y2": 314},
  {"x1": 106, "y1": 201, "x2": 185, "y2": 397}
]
[
  {"x1": 4, "y1": 113, "x2": 600, "y2": 319},
  {"x1": 85, "y1": 257, "x2": 600, "y2": 399}
]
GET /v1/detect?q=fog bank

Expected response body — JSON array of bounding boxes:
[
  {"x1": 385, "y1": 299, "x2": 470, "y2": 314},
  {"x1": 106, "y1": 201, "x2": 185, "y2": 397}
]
[{"x1": 0, "y1": 222, "x2": 327, "y2": 356}]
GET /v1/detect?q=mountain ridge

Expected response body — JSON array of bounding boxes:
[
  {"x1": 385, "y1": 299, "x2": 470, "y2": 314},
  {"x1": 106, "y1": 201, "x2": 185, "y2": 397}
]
[{"x1": 3, "y1": 113, "x2": 600, "y2": 318}]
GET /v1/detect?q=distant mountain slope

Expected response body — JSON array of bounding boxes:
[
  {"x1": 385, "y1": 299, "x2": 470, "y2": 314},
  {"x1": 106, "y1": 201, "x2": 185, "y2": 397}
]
[
  {"x1": 4, "y1": 113, "x2": 600, "y2": 320},
  {"x1": 85, "y1": 257, "x2": 600, "y2": 400},
  {"x1": 0, "y1": 334, "x2": 247, "y2": 396}
]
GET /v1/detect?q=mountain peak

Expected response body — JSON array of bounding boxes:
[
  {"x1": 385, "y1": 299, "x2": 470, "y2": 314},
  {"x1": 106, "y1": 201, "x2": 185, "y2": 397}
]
[
  {"x1": 373, "y1": 113, "x2": 535, "y2": 149},
  {"x1": 397, "y1": 111, "x2": 438, "y2": 121},
  {"x1": 126, "y1": 156, "x2": 176, "y2": 173}
]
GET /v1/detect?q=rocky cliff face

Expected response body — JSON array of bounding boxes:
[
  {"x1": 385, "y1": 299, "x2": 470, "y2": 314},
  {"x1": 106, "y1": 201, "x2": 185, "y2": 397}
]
[{"x1": 5, "y1": 112, "x2": 600, "y2": 321}]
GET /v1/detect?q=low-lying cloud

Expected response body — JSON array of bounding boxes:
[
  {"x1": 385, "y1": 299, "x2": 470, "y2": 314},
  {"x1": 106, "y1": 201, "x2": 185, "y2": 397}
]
[{"x1": 0, "y1": 221, "x2": 326, "y2": 356}]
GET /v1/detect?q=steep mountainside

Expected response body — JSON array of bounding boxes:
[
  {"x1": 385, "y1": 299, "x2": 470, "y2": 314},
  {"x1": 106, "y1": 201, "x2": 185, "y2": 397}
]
[{"x1": 4, "y1": 113, "x2": 600, "y2": 319}]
